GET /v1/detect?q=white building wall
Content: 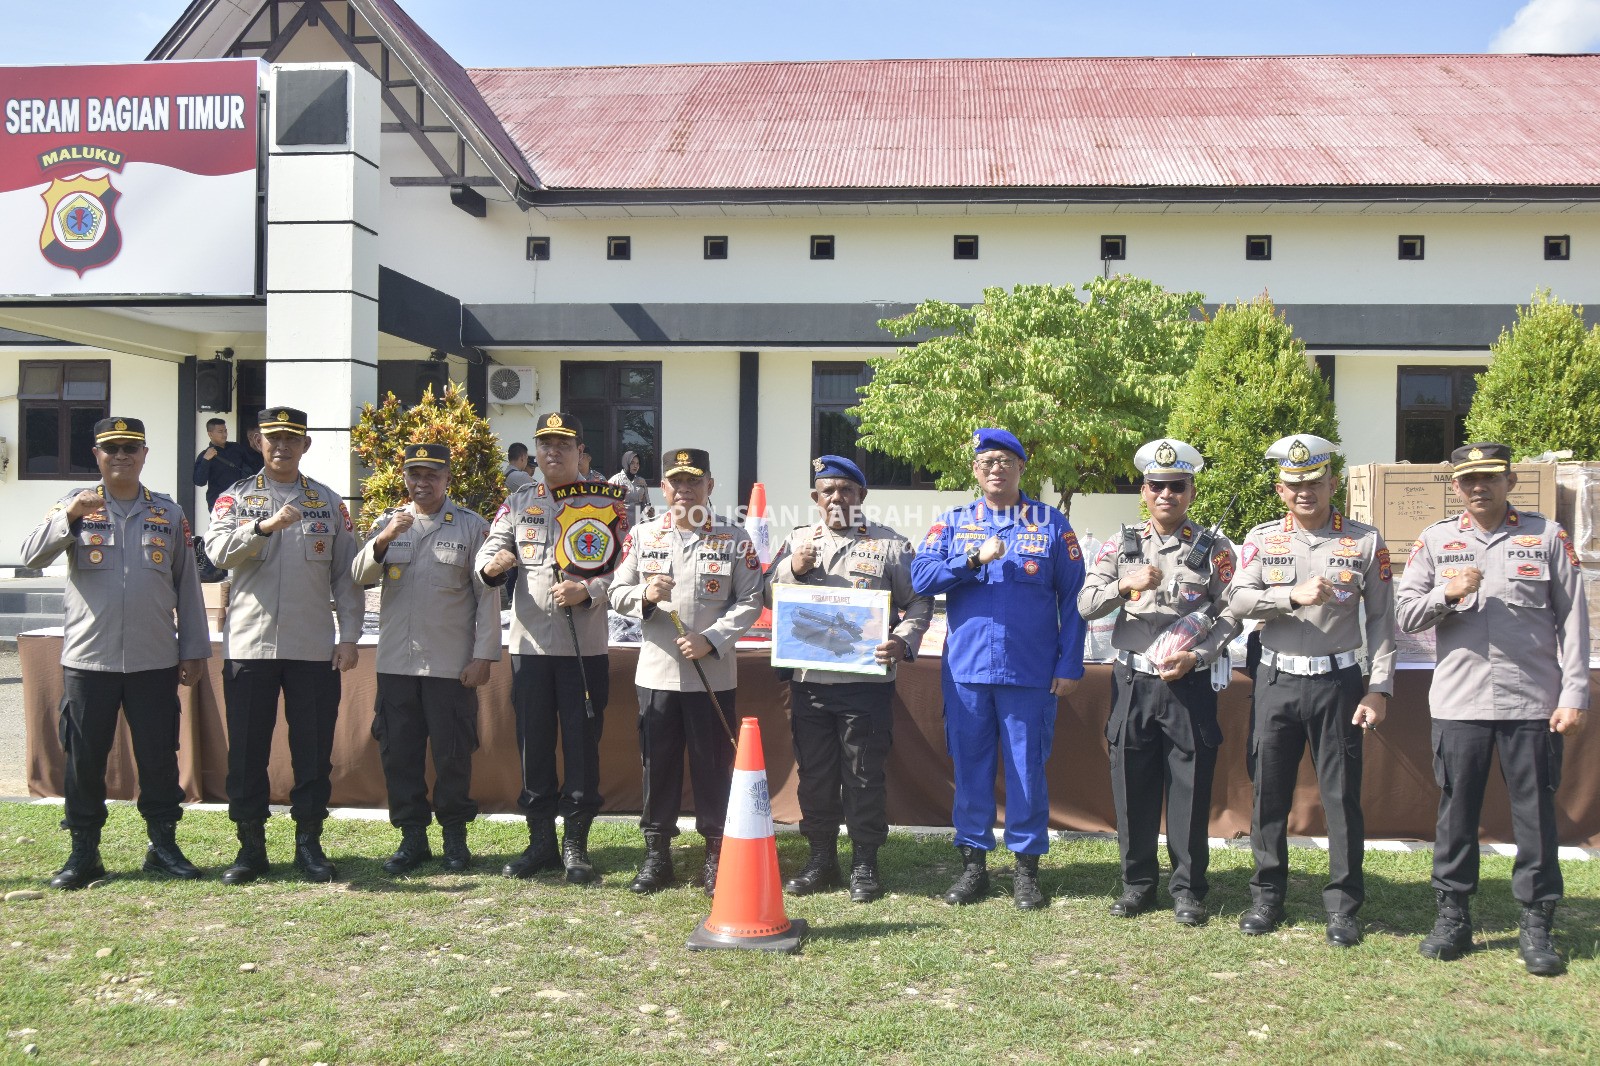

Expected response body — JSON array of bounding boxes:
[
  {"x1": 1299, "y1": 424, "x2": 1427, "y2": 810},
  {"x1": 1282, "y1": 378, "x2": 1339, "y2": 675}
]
[{"x1": 1332, "y1": 350, "x2": 1493, "y2": 468}]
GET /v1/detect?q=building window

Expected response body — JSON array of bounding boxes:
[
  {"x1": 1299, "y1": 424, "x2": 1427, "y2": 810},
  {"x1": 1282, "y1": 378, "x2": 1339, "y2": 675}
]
[
  {"x1": 606, "y1": 236, "x2": 631, "y2": 261},
  {"x1": 1396, "y1": 365, "x2": 1482, "y2": 463},
  {"x1": 1100, "y1": 235, "x2": 1126, "y2": 261},
  {"x1": 1398, "y1": 235, "x2": 1425, "y2": 261},
  {"x1": 560, "y1": 360, "x2": 661, "y2": 481},
  {"x1": 19, "y1": 360, "x2": 110, "y2": 480},
  {"x1": 703, "y1": 236, "x2": 728, "y2": 260},
  {"x1": 810, "y1": 235, "x2": 835, "y2": 260},
  {"x1": 953, "y1": 235, "x2": 979, "y2": 260},
  {"x1": 526, "y1": 236, "x2": 550, "y2": 261},
  {"x1": 1245, "y1": 235, "x2": 1272, "y2": 261},
  {"x1": 812, "y1": 362, "x2": 935, "y2": 489},
  {"x1": 1545, "y1": 235, "x2": 1570, "y2": 261}
]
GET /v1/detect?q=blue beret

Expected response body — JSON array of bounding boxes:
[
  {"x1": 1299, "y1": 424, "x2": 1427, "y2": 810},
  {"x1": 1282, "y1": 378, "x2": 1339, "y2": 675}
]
[
  {"x1": 972, "y1": 428, "x2": 1026, "y2": 462},
  {"x1": 811, "y1": 454, "x2": 866, "y2": 485}
]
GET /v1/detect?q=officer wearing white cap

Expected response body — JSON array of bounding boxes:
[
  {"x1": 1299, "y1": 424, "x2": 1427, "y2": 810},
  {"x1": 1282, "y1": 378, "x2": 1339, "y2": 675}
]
[
  {"x1": 608, "y1": 447, "x2": 764, "y2": 895},
  {"x1": 911, "y1": 428, "x2": 1087, "y2": 910},
  {"x1": 1226, "y1": 434, "x2": 1395, "y2": 946},
  {"x1": 1396, "y1": 442, "x2": 1589, "y2": 975},
  {"x1": 21, "y1": 417, "x2": 210, "y2": 889},
  {"x1": 204, "y1": 406, "x2": 364, "y2": 884},
  {"x1": 477, "y1": 412, "x2": 618, "y2": 885},
  {"x1": 765, "y1": 454, "x2": 933, "y2": 902},
  {"x1": 1078, "y1": 438, "x2": 1238, "y2": 926},
  {"x1": 353, "y1": 443, "x2": 501, "y2": 875}
]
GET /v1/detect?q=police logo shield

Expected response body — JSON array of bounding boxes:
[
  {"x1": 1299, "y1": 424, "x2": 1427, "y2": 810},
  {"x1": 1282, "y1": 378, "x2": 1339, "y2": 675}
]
[
  {"x1": 550, "y1": 481, "x2": 629, "y2": 578},
  {"x1": 40, "y1": 175, "x2": 122, "y2": 277}
]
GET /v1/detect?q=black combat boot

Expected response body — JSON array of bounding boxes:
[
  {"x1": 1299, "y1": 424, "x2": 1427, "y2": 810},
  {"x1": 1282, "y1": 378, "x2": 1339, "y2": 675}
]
[
  {"x1": 381, "y1": 825, "x2": 432, "y2": 876},
  {"x1": 1518, "y1": 901, "x2": 1564, "y2": 976},
  {"x1": 1238, "y1": 899, "x2": 1285, "y2": 936},
  {"x1": 293, "y1": 821, "x2": 337, "y2": 882},
  {"x1": 1418, "y1": 890, "x2": 1473, "y2": 961},
  {"x1": 561, "y1": 816, "x2": 597, "y2": 885},
  {"x1": 441, "y1": 824, "x2": 472, "y2": 872},
  {"x1": 784, "y1": 834, "x2": 842, "y2": 895},
  {"x1": 142, "y1": 820, "x2": 201, "y2": 880},
  {"x1": 629, "y1": 832, "x2": 675, "y2": 894},
  {"x1": 1012, "y1": 852, "x2": 1046, "y2": 911},
  {"x1": 502, "y1": 819, "x2": 562, "y2": 879},
  {"x1": 696, "y1": 835, "x2": 723, "y2": 898},
  {"x1": 943, "y1": 845, "x2": 990, "y2": 905},
  {"x1": 849, "y1": 843, "x2": 883, "y2": 904},
  {"x1": 49, "y1": 826, "x2": 107, "y2": 890},
  {"x1": 221, "y1": 820, "x2": 269, "y2": 885}
]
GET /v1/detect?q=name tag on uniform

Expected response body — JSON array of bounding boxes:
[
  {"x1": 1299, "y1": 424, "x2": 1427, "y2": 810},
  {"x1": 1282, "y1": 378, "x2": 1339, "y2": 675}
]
[{"x1": 1015, "y1": 533, "x2": 1050, "y2": 556}]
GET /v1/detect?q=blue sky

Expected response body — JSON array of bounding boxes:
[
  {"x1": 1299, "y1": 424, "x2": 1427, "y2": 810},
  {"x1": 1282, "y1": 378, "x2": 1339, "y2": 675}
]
[{"x1": 2, "y1": 0, "x2": 1598, "y2": 66}]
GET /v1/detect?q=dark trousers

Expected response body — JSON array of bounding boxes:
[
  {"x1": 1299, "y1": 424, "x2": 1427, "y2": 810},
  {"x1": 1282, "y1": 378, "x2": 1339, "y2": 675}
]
[
  {"x1": 637, "y1": 686, "x2": 738, "y2": 839},
  {"x1": 1432, "y1": 718, "x2": 1564, "y2": 905},
  {"x1": 372, "y1": 673, "x2": 481, "y2": 829},
  {"x1": 223, "y1": 658, "x2": 340, "y2": 825},
  {"x1": 789, "y1": 679, "x2": 894, "y2": 846},
  {"x1": 511, "y1": 654, "x2": 609, "y2": 820},
  {"x1": 1107, "y1": 665, "x2": 1220, "y2": 899},
  {"x1": 1249, "y1": 664, "x2": 1366, "y2": 914},
  {"x1": 58, "y1": 666, "x2": 184, "y2": 829}
]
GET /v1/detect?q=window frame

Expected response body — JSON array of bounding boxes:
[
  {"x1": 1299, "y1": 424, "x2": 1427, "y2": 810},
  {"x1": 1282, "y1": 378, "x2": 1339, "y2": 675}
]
[
  {"x1": 1544, "y1": 235, "x2": 1570, "y2": 261},
  {"x1": 1395, "y1": 364, "x2": 1483, "y2": 463},
  {"x1": 703, "y1": 235, "x2": 728, "y2": 260},
  {"x1": 1398, "y1": 234, "x2": 1425, "y2": 261},
  {"x1": 1100, "y1": 234, "x2": 1126, "y2": 261},
  {"x1": 810, "y1": 361, "x2": 937, "y2": 490},
  {"x1": 559, "y1": 360, "x2": 663, "y2": 481},
  {"x1": 17, "y1": 358, "x2": 111, "y2": 481},
  {"x1": 1245, "y1": 234, "x2": 1273, "y2": 261},
  {"x1": 953, "y1": 234, "x2": 979, "y2": 260},
  {"x1": 809, "y1": 235, "x2": 835, "y2": 260},
  {"x1": 606, "y1": 236, "x2": 631, "y2": 261}
]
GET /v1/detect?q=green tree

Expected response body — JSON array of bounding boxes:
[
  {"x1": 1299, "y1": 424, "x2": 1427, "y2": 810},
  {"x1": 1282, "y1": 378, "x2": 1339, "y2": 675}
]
[
  {"x1": 1465, "y1": 289, "x2": 1600, "y2": 459},
  {"x1": 1167, "y1": 295, "x2": 1340, "y2": 539},
  {"x1": 854, "y1": 276, "x2": 1206, "y2": 515},
  {"x1": 350, "y1": 383, "x2": 505, "y2": 534}
]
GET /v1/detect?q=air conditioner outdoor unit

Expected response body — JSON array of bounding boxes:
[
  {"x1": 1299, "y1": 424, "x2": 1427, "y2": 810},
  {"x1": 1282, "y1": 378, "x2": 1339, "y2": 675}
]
[{"x1": 487, "y1": 366, "x2": 537, "y2": 407}]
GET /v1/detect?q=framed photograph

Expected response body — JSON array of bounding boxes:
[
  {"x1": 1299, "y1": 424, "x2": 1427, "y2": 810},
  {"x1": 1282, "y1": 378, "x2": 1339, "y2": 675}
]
[{"x1": 771, "y1": 584, "x2": 891, "y2": 675}]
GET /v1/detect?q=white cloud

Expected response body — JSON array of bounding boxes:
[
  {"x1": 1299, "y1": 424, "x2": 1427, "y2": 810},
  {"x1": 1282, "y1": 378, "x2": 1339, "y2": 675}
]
[{"x1": 1491, "y1": 0, "x2": 1600, "y2": 52}]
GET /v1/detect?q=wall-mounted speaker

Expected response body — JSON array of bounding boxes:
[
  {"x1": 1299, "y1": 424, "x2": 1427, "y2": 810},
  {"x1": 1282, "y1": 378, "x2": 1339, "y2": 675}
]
[{"x1": 197, "y1": 360, "x2": 233, "y2": 412}]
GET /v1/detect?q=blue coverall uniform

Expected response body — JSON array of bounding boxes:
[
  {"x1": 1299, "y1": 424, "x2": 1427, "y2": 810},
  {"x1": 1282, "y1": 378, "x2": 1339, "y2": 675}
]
[{"x1": 911, "y1": 495, "x2": 1087, "y2": 854}]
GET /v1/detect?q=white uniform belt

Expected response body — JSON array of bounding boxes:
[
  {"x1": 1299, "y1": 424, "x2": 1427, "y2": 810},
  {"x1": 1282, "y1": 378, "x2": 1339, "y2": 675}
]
[
  {"x1": 1260, "y1": 648, "x2": 1359, "y2": 677},
  {"x1": 1116, "y1": 649, "x2": 1162, "y2": 675}
]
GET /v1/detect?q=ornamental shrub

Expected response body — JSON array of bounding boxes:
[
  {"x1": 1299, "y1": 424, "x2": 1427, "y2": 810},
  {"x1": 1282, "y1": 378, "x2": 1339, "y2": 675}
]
[
  {"x1": 1166, "y1": 295, "x2": 1340, "y2": 540},
  {"x1": 1465, "y1": 289, "x2": 1600, "y2": 460},
  {"x1": 350, "y1": 382, "x2": 505, "y2": 533}
]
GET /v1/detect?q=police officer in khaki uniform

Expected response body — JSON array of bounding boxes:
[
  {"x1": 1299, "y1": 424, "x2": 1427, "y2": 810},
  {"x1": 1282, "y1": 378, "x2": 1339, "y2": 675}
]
[
  {"x1": 21, "y1": 417, "x2": 211, "y2": 889},
  {"x1": 353, "y1": 443, "x2": 501, "y2": 875},
  {"x1": 608, "y1": 448, "x2": 764, "y2": 895},
  {"x1": 1396, "y1": 442, "x2": 1589, "y2": 975},
  {"x1": 477, "y1": 412, "x2": 616, "y2": 884},
  {"x1": 1078, "y1": 439, "x2": 1238, "y2": 926},
  {"x1": 205, "y1": 406, "x2": 363, "y2": 884},
  {"x1": 1227, "y1": 434, "x2": 1395, "y2": 946},
  {"x1": 765, "y1": 455, "x2": 933, "y2": 902}
]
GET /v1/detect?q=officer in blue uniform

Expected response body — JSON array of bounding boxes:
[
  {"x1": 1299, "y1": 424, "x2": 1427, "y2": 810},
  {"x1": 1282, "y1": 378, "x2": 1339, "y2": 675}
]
[{"x1": 911, "y1": 428, "x2": 1086, "y2": 909}]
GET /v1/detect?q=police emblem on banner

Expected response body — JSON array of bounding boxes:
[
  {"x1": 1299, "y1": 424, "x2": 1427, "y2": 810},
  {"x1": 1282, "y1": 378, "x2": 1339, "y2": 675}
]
[
  {"x1": 40, "y1": 175, "x2": 122, "y2": 277},
  {"x1": 550, "y1": 481, "x2": 629, "y2": 578}
]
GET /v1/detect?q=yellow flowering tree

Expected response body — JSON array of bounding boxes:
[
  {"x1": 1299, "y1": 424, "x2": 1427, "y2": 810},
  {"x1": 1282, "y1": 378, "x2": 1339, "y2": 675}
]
[{"x1": 350, "y1": 383, "x2": 505, "y2": 533}]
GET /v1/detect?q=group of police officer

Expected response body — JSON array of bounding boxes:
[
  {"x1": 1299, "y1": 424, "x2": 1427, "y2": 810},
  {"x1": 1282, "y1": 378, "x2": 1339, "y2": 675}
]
[{"x1": 24, "y1": 409, "x2": 1587, "y2": 976}]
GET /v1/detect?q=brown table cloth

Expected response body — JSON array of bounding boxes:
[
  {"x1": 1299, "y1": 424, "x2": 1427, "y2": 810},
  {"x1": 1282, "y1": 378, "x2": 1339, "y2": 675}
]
[{"x1": 19, "y1": 634, "x2": 1600, "y2": 846}]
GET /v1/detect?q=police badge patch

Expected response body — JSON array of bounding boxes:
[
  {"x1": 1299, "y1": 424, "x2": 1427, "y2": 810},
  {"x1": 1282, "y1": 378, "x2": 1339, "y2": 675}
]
[
  {"x1": 550, "y1": 481, "x2": 628, "y2": 578},
  {"x1": 40, "y1": 175, "x2": 123, "y2": 277}
]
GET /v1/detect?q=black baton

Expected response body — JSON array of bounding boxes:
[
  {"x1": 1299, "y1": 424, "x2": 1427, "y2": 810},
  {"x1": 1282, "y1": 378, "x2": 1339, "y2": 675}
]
[
  {"x1": 667, "y1": 609, "x2": 737, "y2": 748},
  {"x1": 552, "y1": 564, "x2": 595, "y2": 720}
]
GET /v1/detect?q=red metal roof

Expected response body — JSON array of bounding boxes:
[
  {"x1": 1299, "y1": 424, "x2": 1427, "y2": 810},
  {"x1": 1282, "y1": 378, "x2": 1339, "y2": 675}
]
[{"x1": 466, "y1": 54, "x2": 1600, "y2": 191}]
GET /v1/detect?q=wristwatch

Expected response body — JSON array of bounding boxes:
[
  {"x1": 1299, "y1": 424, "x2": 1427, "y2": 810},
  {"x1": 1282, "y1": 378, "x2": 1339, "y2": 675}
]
[
  {"x1": 252, "y1": 519, "x2": 271, "y2": 537},
  {"x1": 965, "y1": 544, "x2": 983, "y2": 569},
  {"x1": 1193, "y1": 649, "x2": 1209, "y2": 669}
]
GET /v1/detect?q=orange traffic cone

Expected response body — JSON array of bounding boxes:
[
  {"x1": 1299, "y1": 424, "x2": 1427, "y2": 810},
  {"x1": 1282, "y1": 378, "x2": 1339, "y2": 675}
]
[
  {"x1": 743, "y1": 482, "x2": 773, "y2": 638},
  {"x1": 686, "y1": 717, "x2": 807, "y2": 953}
]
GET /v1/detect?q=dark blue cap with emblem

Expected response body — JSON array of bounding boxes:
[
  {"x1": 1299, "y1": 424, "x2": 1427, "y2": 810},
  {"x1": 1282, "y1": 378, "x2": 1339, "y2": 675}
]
[
  {"x1": 811, "y1": 454, "x2": 866, "y2": 486},
  {"x1": 972, "y1": 428, "x2": 1027, "y2": 462}
]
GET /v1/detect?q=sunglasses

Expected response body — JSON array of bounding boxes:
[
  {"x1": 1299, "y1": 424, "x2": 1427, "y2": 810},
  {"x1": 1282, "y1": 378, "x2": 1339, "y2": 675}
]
[
  {"x1": 97, "y1": 442, "x2": 143, "y2": 456},
  {"x1": 1144, "y1": 479, "x2": 1190, "y2": 494}
]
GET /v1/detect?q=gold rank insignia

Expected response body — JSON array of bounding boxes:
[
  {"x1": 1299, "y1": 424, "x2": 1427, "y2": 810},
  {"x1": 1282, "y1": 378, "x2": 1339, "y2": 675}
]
[
  {"x1": 1441, "y1": 567, "x2": 1460, "y2": 578},
  {"x1": 113, "y1": 419, "x2": 127, "y2": 431},
  {"x1": 1288, "y1": 439, "x2": 1311, "y2": 465},
  {"x1": 443, "y1": 512, "x2": 453, "y2": 523},
  {"x1": 387, "y1": 565, "x2": 402, "y2": 580},
  {"x1": 1269, "y1": 567, "x2": 1285, "y2": 582},
  {"x1": 1155, "y1": 441, "x2": 1177, "y2": 466},
  {"x1": 520, "y1": 544, "x2": 537, "y2": 559},
  {"x1": 677, "y1": 450, "x2": 691, "y2": 465},
  {"x1": 1337, "y1": 569, "x2": 1353, "y2": 582},
  {"x1": 812, "y1": 458, "x2": 825, "y2": 472},
  {"x1": 151, "y1": 550, "x2": 164, "y2": 565},
  {"x1": 548, "y1": 414, "x2": 563, "y2": 428},
  {"x1": 1468, "y1": 446, "x2": 1484, "y2": 461},
  {"x1": 150, "y1": 535, "x2": 167, "y2": 548},
  {"x1": 277, "y1": 410, "x2": 289, "y2": 421}
]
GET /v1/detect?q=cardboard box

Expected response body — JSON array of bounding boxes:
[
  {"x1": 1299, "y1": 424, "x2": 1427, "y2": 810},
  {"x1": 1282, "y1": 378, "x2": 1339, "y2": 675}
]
[
  {"x1": 1556, "y1": 462, "x2": 1600, "y2": 565},
  {"x1": 1346, "y1": 461, "x2": 1557, "y2": 550}
]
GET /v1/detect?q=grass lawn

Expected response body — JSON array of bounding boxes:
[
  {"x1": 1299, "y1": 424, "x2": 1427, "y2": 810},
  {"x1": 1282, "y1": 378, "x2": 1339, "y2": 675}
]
[{"x1": 0, "y1": 804, "x2": 1595, "y2": 1066}]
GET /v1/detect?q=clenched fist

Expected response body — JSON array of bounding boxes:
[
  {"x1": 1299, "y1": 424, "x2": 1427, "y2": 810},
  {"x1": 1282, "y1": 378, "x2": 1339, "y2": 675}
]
[
  {"x1": 259, "y1": 502, "x2": 302, "y2": 534},
  {"x1": 482, "y1": 548, "x2": 519, "y2": 579},
  {"x1": 1290, "y1": 575, "x2": 1334, "y2": 607}
]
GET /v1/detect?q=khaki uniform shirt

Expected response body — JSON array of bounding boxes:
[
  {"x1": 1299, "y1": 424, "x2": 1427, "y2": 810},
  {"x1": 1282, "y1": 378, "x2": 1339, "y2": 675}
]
[
  {"x1": 1396, "y1": 508, "x2": 1590, "y2": 718},
  {"x1": 1227, "y1": 510, "x2": 1397, "y2": 695},
  {"x1": 609, "y1": 513, "x2": 764, "y2": 691},
  {"x1": 21, "y1": 484, "x2": 210, "y2": 672},
  {"x1": 475, "y1": 481, "x2": 612, "y2": 656},
  {"x1": 203, "y1": 472, "x2": 364, "y2": 660},
  {"x1": 1078, "y1": 518, "x2": 1239, "y2": 661},
  {"x1": 765, "y1": 520, "x2": 934, "y2": 684},
  {"x1": 353, "y1": 501, "x2": 501, "y2": 677}
]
